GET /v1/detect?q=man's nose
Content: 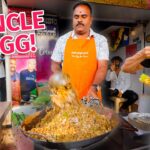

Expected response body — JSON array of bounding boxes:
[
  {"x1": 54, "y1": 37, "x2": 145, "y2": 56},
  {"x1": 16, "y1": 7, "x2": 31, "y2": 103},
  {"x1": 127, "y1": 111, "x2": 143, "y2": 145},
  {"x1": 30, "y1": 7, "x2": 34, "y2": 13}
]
[{"x1": 78, "y1": 16, "x2": 83, "y2": 22}]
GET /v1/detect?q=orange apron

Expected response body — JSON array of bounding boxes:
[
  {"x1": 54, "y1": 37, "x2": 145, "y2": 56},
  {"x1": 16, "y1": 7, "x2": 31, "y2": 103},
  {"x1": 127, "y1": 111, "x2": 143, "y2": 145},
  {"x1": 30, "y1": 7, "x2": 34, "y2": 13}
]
[{"x1": 62, "y1": 36, "x2": 97, "y2": 99}]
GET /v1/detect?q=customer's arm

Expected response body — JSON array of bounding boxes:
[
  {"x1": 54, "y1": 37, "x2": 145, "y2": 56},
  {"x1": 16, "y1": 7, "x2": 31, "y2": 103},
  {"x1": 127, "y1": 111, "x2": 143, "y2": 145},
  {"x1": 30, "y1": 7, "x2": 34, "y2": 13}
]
[{"x1": 122, "y1": 46, "x2": 150, "y2": 73}]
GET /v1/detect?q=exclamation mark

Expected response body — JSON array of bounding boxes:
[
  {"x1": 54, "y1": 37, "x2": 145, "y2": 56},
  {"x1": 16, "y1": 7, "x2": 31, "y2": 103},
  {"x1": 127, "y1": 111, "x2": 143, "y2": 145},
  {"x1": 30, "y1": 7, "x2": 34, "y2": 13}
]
[{"x1": 30, "y1": 33, "x2": 37, "y2": 52}]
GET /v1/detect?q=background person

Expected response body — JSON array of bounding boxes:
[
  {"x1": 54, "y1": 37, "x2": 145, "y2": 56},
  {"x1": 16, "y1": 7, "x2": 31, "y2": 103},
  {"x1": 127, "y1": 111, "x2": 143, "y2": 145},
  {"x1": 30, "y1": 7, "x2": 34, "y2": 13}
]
[
  {"x1": 20, "y1": 59, "x2": 36, "y2": 102},
  {"x1": 51, "y1": 1, "x2": 109, "y2": 101},
  {"x1": 106, "y1": 56, "x2": 138, "y2": 114},
  {"x1": 10, "y1": 59, "x2": 21, "y2": 104}
]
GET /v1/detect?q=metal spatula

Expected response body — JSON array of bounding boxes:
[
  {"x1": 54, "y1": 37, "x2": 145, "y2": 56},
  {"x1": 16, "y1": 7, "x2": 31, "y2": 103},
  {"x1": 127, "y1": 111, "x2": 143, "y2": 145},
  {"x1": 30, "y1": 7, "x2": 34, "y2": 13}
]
[
  {"x1": 96, "y1": 86, "x2": 104, "y2": 110},
  {"x1": 96, "y1": 86, "x2": 114, "y2": 118}
]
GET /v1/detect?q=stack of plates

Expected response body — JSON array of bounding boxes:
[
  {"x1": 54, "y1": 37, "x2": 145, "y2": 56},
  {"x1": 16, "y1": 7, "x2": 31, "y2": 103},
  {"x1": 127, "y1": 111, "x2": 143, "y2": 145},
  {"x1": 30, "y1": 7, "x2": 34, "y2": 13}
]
[{"x1": 128, "y1": 112, "x2": 150, "y2": 131}]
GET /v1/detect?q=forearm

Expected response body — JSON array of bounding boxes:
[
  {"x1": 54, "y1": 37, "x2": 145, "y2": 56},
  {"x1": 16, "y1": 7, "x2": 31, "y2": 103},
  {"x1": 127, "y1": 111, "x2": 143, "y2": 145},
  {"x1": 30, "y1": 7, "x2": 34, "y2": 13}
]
[
  {"x1": 122, "y1": 50, "x2": 144, "y2": 73},
  {"x1": 87, "y1": 61, "x2": 108, "y2": 99},
  {"x1": 92, "y1": 60, "x2": 108, "y2": 85},
  {"x1": 51, "y1": 60, "x2": 62, "y2": 73}
]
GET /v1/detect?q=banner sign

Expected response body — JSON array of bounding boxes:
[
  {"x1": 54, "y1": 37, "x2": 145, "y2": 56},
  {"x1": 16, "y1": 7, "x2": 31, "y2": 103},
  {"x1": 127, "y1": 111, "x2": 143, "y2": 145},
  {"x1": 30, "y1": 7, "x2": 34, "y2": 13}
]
[
  {"x1": 9, "y1": 8, "x2": 37, "y2": 105},
  {"x1": 36, "y1": 16, "x2": 58, "y2": 83}
]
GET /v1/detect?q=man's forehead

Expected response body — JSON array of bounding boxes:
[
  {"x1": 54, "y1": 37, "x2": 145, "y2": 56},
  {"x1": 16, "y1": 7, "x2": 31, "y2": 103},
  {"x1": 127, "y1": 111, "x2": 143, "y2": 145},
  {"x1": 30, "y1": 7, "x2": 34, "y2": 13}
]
[{"x1": 73, "y1": 5, "x2": 90, "y2": 14}]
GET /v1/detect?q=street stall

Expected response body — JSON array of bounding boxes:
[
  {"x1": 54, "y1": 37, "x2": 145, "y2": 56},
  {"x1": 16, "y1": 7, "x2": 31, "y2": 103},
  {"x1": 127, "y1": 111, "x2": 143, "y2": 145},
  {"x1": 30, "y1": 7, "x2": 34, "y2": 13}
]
[{"x1": 0, "y1": 0, "x2": 150, "y2": 149}]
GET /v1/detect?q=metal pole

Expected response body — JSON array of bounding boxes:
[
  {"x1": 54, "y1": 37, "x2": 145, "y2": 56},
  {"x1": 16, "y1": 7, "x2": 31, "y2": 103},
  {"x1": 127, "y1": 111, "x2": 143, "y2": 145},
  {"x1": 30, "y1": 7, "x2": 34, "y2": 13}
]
[
  {"x1": 142, "y1": 30, "x2": 146, "y2": 94},
  {"x1": 2, "y1": 0, "x2": 12, "y2": 101},
  {"x1": 5, "y1": 56, "x2": 12, "y2": 101}
]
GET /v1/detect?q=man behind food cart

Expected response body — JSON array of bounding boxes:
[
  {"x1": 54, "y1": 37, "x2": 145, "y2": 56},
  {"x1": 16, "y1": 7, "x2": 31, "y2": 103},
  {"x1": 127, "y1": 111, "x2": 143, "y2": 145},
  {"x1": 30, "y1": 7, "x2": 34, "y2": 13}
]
[{"x1": 51, "y1": 1, "x2": 109, "y2": 102}]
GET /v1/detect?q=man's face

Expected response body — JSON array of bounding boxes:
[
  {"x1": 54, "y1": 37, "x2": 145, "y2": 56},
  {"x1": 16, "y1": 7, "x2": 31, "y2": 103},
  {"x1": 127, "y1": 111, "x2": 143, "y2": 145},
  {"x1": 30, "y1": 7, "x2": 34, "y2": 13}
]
[
  {"x1": 27, "y1": 59, "x2": 36, "y2": 72},
  {"x1": 73, "y1": 5, "x2": 92, "y2": 35},
  {"x1": 113, "y1": 60, "x2": 121, "y2": 70},
  {"x1": 10, "y1": 59, "x2": 16, "y2": 73}
]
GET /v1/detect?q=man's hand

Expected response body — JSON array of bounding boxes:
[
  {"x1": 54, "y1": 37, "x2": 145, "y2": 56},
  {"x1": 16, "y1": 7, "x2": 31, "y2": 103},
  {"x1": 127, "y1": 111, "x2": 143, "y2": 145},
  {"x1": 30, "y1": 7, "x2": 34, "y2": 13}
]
[
  {"x1": 51, "y1": 60, "x2": 62, "y2": 73},
  {"x1": 142, "y1": 46, "x2": 150, "y2": 59},
  {"x1": 86, "y1": 86, "x2": 98, "y2": 101},
  {"x1": 110, "y1": 63, "x2": 116, "y2": 71}
]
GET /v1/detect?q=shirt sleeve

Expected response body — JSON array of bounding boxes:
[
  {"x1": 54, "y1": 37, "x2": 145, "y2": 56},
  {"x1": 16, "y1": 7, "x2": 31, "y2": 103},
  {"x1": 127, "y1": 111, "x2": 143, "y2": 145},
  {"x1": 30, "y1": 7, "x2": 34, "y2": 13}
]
[
  {"x1": 96, "y1": 36, "x2": 109, "y2": 60},
  {"x1": 120, "y1": 73, "x2": 131, "y2": 93},
  {"x1": 109, "y1": 71, "x2": 116, "y2": 90},
  {"x1": 109, "y1": 71, "x2": 116, "y2": 81},
  {"x1": 51, "y1": 37, "x2": 64, "y2": 62},
  {"x1": 106, "y1": 69, "x2": 112, "y2": 81}
]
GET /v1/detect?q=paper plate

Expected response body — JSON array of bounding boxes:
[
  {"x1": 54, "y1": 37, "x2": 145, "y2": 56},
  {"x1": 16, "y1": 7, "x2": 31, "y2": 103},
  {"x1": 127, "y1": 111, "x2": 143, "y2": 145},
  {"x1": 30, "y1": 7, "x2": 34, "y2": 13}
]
[{"x1": 128, "y1": 112, "x2": 150, "y2": 131}]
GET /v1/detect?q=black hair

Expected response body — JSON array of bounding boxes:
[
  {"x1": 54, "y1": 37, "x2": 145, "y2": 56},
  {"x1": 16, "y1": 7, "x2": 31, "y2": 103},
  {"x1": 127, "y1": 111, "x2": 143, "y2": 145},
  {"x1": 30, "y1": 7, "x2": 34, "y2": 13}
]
[
  {"x1": 73, "y1": 1, "x2": 92, "y2": 15},
  {"x1": 111, "y1": 56, "x2": 123, "y2": 63}
]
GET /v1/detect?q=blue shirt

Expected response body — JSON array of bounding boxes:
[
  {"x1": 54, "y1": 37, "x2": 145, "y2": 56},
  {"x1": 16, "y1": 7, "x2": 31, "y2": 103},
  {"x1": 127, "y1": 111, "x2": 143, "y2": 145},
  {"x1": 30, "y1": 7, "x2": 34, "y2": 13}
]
[
  {"x1": 20, "y1": 69, "x2": 36, "y2": 92},
  {"x1": 11, "y1": 72, "x2": 20, "y2": 82}
]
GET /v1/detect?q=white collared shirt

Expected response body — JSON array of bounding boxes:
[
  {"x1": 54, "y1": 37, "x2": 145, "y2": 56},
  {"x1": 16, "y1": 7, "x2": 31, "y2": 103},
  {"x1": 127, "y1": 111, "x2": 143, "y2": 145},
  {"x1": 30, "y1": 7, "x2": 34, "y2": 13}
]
[
  {"x1": 51, "y1": 29, "x2": 109, "y2": 62},
  {"x1": 71, "y1": 30, "x2": 92, "y2": 39},
  {"x1": 106, "y1": 70, "x2": 131, "y2": 93}
]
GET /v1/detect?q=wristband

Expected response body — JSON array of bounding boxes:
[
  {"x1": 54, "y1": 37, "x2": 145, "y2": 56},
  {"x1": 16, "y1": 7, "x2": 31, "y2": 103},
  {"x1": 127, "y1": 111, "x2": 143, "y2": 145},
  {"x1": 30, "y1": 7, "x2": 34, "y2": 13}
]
[{"x1": 92, "y1": 84, "x2": 98, "y2": 91}]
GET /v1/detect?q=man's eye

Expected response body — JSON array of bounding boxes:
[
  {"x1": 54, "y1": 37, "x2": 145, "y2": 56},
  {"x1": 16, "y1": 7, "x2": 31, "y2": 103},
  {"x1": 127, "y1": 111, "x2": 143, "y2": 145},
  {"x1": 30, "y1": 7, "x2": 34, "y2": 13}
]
[
  {"x1": 74, "y1": 16, "x2": 79, "y2": 19},
  {"x1": 82, "y1": 15, "x2": 87, "y2": 18}
]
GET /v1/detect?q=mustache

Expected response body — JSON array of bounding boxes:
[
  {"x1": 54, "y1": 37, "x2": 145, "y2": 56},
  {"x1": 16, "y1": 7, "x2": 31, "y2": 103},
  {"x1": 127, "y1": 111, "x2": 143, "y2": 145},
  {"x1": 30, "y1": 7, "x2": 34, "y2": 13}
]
[{"x1": 76, "y1": 23, "x2": 84, "y2": 27}]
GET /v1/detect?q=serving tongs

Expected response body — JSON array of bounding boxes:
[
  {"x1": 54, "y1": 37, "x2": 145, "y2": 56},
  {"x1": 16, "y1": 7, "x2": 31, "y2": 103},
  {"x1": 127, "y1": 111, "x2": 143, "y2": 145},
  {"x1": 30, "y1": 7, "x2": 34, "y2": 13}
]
[
  {"x1": 96, "y1": 86, "x2": 104, "y2": 109},
  {"x1": 96, "y1": 86, "x2": 115, "y2": 119}
]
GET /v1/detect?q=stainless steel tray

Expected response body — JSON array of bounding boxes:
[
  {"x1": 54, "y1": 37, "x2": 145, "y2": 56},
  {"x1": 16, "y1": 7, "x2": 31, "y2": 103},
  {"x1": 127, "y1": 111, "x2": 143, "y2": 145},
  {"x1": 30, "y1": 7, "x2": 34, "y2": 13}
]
[{"x1": 128, "y1": 112, "x2": 150, "y2": 131}]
